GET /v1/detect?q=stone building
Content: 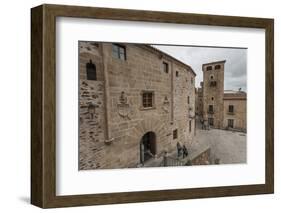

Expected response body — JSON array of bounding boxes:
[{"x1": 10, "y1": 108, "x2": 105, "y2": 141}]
[
  {"x1": 195, "y1": 60, "x2": 246, "y2": 131},
  {"x1": 195, "y1": 82, "x2": 203, "y2": 117},
  {"x1": 223, "y1": 90, "x2": 247, "y2": 131},
  {"x1": 79, "y1": 41, "x2": 196, "y2": 170}
]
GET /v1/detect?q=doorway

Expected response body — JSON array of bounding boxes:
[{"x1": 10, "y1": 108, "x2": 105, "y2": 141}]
[
  {"x1": 140, "y1": 132, "x2": 156, "y2": 164},
  {"x1": 228, "y1": 119, "x2": 234, "y2": 128}
]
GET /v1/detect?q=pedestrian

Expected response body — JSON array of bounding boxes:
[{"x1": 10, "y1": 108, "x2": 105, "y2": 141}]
[
  {"x1": 203, "y1": 120, "x2": 207, "y2": 130},
  {"x1": 182, "y1": 145, "x2": 188, "y2": 158},
  {"x1": 176, "y1": 142, "x2": 182, "y2": 158}
]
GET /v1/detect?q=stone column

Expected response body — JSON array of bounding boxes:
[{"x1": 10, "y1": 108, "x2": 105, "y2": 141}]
[{"x1": 101, "y1": 44, "x2": 114, "y2": 144}]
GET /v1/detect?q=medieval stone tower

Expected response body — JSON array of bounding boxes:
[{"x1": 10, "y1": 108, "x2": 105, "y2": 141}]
[{"x1": 202, "y1": 60, "x2": 226, "y2": 129}]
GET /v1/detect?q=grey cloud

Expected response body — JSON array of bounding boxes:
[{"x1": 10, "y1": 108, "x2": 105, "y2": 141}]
[{"x1": 153, "y1": 45, "x2": 247, "y2": 92}]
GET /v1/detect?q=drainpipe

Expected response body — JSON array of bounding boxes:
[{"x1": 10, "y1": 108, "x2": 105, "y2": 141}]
[
  {"x1": 171, "y1": 61, "x2": 174, "y2": 124},
  {"x1": 101, "y1": 44, "x2": 114, "y2": 144}
]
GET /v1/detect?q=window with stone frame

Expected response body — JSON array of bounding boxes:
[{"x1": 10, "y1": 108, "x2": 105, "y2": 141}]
[
  {"x1": 215, "y1": 64, "x2": 221, "y2": 70},
  {"x1": 208, "y1": 105, "x2": 214, "y2": 113},
  {"x1": 112, "y1": 44, "x2": 126, "y2": 60},
  {"x1": 142, "y1": 91, "x2": 154, "y2": 108},
  {"x1": 163, "y1": 62, "x2": 169, "y2": 73},
  {"x1": 173, "y1": 129, "x2": 178, "y2": 139},
  {"x1": 229, "y1": 105, "x2": 234, "y2": 113},
  {"x1": 206, "y1": 66, "x2": 212, "y2": 71}
]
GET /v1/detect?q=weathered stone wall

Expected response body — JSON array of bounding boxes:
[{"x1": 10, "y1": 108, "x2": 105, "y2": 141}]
[
  {"x1": 189, "y1": 148, "x2": 211, "y2": 165},
  {"x1": 223, "y1": 98, "x2": 247, "y2": 131},
  {"x1": 79, "y1": 42, "x2": 196, "y2": 169},
  {"x1": 202, "y1": 61, "x2": 225, "y2": 128},
  {"x1": 195, "y1": 87, "x2": 203, "y2": 116},
  {"x1": 79, "y1": 80, "x2": 105, "y2": 170}
]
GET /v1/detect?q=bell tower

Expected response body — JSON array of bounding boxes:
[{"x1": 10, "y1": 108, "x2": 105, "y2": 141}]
[{"x1": 202, "y1": 60, "x2": 225, "y2": 129}]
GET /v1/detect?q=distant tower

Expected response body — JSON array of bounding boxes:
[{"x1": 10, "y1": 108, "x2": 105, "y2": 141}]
[{"x1": 202, "y1": 60, "x2": 226, "y2": 129}]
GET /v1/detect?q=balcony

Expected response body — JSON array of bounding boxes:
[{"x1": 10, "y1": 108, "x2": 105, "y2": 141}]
[
  {"x1": 208, "y1": 110, "x2": 214, "y2": 114},
  {"x1": 227, "y1": 111, "x2": 235, "y2": 115}
]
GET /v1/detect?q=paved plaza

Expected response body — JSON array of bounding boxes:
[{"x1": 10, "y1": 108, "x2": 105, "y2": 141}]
[{"x1": 192, "y1": 119, "x2": 247, "y2": 164}]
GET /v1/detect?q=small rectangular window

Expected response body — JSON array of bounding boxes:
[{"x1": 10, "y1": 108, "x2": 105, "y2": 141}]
[
  {"x1": 207, "y1": 66, "x2": 212, "y2": 71},
  {"x1": 215, "y1": 64, "x2": 221, "y2": 70},
  {"x1": 173, "y1": 129, "x2": 178, "y2": 139},
  {"x1": 229, "y1": 105, "x2": 234, "y2": 113},
  {"x1": 208, "y1": 105, "x2": 214, "y2": 113},
  {"x1": 163, "y1": 62, "x2": 169, "y2": 73},
  {"x1": 176, "y1": 71, "x2": 179, "y2": 77},
  {"x1": 112, "y1": 44, "x2": 126, "y2": 60},
  {"x1": 142, "y1": 92, "x2": 154, "y2": 108},
  {"x1": 187, "y1": 96, "x2": 190, "y2": 104},
  {"x1": 189, "y1": 120, "x2": 192, "y2": 132}
]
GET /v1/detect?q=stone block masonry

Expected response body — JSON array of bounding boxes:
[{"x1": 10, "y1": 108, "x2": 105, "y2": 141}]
[{"x1": 79, "y1": 42, "x2": 196, "y2": 170}]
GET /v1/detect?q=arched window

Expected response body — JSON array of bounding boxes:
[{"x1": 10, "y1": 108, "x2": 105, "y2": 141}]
[
  {"x1": 215, "y1": 64, "x2": 221, "y2": 70},
  {"x1": 86, "y1": 60, "x2": 97, "y2": 80}
]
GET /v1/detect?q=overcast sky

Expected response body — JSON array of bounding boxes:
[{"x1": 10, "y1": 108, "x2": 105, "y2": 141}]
[{"x1": 153, "y1": 45, "x2": 247, "y2": 92}]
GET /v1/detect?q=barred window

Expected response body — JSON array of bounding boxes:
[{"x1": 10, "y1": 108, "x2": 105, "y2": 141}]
[{"x1": 142, "y1": 92, "x2": 154, "y2": 108}]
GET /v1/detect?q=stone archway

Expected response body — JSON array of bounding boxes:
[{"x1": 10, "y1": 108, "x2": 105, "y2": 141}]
[
  {"x1": 126, "y1": 118, "x2": 166, "y2": 165},
  {"x1": 140, "y1": 131, "x2": 156, "y2": 163}
]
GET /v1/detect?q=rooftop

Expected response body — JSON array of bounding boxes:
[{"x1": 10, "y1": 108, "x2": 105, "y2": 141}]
[
  {"x1": 223, "y1": 90, "x2": 247, "y2": 100},
  {"x1": 202, "y1": 60, "x2": 226, "y2": 66},
  {"x1": 148, "y1": 45, "x2": 197, "y2": 76}
]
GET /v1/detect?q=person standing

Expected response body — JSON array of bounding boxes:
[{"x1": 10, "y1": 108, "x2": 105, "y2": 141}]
[
  {"x1": 182, "y1": 145, "x2": 188, "y2": 158},
  {"x1": 176, "y1": 142, "x2": 182, "y2": 158}
]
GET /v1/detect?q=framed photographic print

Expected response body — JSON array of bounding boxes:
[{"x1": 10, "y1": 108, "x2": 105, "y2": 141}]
[{"x1": 31, "y1": 4, "x2": 274, "y2": 208}]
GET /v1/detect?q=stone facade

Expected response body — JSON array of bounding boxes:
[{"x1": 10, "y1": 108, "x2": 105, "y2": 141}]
[
  {"x1": 223, "y1": 92, "x2": 247, "y2": 131},
  {"x1": 195, "y1": 60, "x2": 247, "y2": 132},
  {"x1": 195, "y1": 83, "x2": 203, "y2": 117},
  {"x1": 79, "y1": 42, "x2": 196, "y2": 170},
  {"x1": 202, "y1": 61, "x2": 225, "y2": 129}
]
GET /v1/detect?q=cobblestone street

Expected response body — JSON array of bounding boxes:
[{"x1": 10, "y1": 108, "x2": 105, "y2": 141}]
[{"x1": 192, "y1": 119, "x2": 247, "y2": 164}]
